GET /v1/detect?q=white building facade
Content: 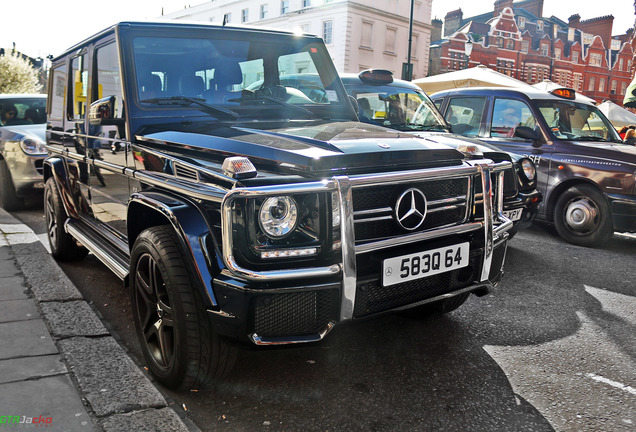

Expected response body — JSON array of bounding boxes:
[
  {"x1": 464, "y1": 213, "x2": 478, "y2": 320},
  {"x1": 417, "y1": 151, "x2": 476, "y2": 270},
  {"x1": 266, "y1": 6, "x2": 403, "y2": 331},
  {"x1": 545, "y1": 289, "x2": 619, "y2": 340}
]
[{"x1": 163, "y1": 0, "x2": 433, "y2": 78}]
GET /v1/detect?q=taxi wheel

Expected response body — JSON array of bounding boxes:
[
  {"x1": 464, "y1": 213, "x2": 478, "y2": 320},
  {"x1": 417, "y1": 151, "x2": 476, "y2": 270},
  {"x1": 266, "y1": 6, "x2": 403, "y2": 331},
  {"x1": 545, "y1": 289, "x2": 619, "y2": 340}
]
[
  {"x1": 44, "y1": 178, "x2": 88, "y2": 261},
  {"x1": 130, "y1": 226, "x2": 236, "y2": 390},
  {"x1": 554, "y1": 184, "x2": 613, "y2": 247},
  {"x1": 0, "y1": 160, "x2": 24, "y2": 211}
]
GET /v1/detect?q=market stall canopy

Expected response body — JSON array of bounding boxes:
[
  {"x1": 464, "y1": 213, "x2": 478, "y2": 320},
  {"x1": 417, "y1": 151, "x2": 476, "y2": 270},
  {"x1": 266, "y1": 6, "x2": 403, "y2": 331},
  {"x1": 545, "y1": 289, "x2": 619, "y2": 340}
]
[
  {"x1": 531, "y1": 80, "x2": 596, "y2": 104},
  {"x1": 596, "y1": 100, "x2": 636, "y2": 128},
  {"x1": 413, "y1": 65, "x2": 533, "y2": 94}
]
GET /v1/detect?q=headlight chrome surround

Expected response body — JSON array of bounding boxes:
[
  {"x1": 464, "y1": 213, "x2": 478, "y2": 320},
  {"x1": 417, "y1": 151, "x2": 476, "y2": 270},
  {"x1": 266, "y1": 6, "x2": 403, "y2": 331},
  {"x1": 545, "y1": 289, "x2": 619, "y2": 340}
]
[
  {"x1": 519, "y1": 158, "x2": 536, "y2": 181},
  {"x1": 258, "y1": 196, "x2": 299, "y2": 239},
  {"x1": 20, "y1": 136, "x2": 47, "y2": 155}
]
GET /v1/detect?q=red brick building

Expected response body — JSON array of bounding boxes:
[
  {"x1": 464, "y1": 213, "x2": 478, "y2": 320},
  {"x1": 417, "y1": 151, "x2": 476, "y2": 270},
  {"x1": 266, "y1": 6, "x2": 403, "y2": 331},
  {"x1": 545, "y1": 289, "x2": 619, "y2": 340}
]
[{"x1": 429, "y1": 0, "x2": 634, "y2": 104}]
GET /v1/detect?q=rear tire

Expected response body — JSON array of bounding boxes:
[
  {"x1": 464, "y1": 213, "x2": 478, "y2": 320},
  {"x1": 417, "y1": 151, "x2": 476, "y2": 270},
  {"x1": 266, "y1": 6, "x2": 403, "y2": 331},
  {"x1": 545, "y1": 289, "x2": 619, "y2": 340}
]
[
  {"x1": 130, "y1": 226, "x2": 236, "y2": 390},
  {"x1": 44, "y1": 177, "x2": 88, "y2": 261},
  {"x1": 554, "y1": 184, "x2": 613, "y2": 247},
  {"x1": 0, "y1": 159, "x2": 24, "y2": 211}
]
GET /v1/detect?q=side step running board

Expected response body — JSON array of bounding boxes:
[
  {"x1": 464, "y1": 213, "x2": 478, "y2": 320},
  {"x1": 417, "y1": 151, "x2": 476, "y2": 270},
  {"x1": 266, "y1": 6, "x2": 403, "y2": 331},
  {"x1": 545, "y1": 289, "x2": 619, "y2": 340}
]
[{"x1": 65, "y1": 220, "x2": 129, "y2": 280}]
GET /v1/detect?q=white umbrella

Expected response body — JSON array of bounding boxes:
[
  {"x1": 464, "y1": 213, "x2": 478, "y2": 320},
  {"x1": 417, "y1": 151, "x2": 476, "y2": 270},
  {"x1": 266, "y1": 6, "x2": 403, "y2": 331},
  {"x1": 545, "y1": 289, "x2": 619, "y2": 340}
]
[
  {"x1": 413, "y1": 65, "x2": 533, "y2": 94},
  {"x1": 531, "y1": 80, "x2": 596, "y2": 104},
  {"x1": 596, "y1": 100, "x2": 636, "y2": 128}
]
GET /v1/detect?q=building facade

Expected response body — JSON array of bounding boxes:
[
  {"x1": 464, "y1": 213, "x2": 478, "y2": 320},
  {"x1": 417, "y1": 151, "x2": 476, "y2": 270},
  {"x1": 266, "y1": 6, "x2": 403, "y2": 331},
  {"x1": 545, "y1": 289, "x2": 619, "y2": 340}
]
[
  {"x1": 163, "y1": 0, "x2": 433, "y2": 78},
  {"x1": 430, "y1": 0, "x2": 634, "y2": 104}
]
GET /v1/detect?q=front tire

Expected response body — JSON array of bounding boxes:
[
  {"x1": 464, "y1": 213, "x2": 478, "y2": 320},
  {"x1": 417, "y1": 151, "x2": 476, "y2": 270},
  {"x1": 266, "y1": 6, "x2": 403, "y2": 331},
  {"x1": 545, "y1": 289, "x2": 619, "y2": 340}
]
[
  {"x1": 554, "y1": 184, "x2": 613, "y2": 247},
  {"x1": 44, "y1": 177, "x2": 88, "y2": 261},
  {"x1": 0, "y1": 159, "x2": 24, "y2": 211},
  {"x1": 131, "y1": 226, "x2": 236, "y2": 390}
]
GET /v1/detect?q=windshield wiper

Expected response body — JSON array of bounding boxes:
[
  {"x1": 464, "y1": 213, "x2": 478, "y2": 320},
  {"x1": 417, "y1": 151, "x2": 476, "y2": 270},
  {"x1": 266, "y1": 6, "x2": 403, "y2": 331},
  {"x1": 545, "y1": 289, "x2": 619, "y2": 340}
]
[
  {"x1": 573, "y1": 136, "x2": 611, "y2": 142},
  {"x1": 405, "y1": 123, "x2": 449, "y2": 132},
  {"x1": 229, "y1": 91, "x2": 318, "y2": 119},
  {"x1": 140, "y1": 96, "x2": 239, "y2": 120}
]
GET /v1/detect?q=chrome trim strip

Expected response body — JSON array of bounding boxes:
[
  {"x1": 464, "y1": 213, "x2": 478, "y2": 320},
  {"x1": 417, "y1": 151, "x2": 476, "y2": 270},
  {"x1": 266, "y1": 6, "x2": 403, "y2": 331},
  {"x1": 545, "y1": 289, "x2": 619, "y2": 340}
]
[
  {"x1": 428, "y1": 195, "x2": 468, "y2": 206},
  {"x1": 354, "y1": 207, "x2": 393, "y2": 216},
  {"x1": 65, "y1": 221, "x2": 128, "y2": 280},
  {"x1": 334, "y1": 176, "x2": 357, "y2": 321},
  {"x1": 134, "y1": 171, "x2": 227, "y2": 203},
  {"x1": 391, "y1": 283, "x2": 491, "y2": 313},
  {"x1": 477, "y1": 163, "x2": 493, "y2": 282},
  {"x1": 355, "y1": 222, "x2": 483, "y2": 254},
  {"x1": 354, "y1": 215, "x2": 393, "y2": 223},
  {"x1": 349, "y1": 165, "x2": 480, "y2": 187},
  {"x1": 250, "y1": 321, "x2": 335, "y2": 345},
  {"x1": 427, "y1": 204, "x2": 463, "y2": 214}
]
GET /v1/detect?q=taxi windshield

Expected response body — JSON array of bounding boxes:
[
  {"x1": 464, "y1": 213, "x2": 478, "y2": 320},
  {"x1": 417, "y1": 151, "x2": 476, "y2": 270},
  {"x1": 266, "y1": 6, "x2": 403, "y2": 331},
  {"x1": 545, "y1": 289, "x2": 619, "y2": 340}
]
[
  {"x1": 535, "y1": 100, "x2": 622, "y2": 143},
  {"x1": 345, "y1": 84, "x2": 448, "y2": 132}
]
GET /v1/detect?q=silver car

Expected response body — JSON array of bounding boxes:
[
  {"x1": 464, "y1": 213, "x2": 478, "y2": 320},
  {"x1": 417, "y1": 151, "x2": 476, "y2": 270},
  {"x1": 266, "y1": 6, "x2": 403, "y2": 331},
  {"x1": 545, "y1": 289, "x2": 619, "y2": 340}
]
[{"x1": 0, "y1": 94, "x2": 47, "y2": 210}]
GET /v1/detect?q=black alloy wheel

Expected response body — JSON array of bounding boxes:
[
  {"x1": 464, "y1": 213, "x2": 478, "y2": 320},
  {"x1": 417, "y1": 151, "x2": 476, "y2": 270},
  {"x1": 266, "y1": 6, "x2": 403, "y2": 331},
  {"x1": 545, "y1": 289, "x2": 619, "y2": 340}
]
[{"x1": 44, "y1": 177, "x2": 87, "y2": 261}]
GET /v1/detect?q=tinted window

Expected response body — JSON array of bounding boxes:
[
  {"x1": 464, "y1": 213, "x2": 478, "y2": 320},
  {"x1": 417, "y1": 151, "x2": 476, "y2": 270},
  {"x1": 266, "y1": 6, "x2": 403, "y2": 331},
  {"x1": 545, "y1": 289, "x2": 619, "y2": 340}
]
[
  {"x1": 49, "y1": 65, "x2": 66, "y2": 121},
  {"x1": 70, "y1": 54, "x2": 88, "y2": 120},
  {"x1": 445, "y1": 97, "x2": 486, "y2": 136},
  {"x1": 95, "y1": 43, "x2": 124, "y2": 119}
]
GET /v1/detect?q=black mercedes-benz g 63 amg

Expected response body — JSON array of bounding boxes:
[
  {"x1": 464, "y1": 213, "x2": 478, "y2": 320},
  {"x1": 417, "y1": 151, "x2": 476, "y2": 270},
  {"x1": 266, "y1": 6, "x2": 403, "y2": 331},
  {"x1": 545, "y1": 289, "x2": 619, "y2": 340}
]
[{"x1": 45, "y1": 21, "x2": 512, "y2": 389}]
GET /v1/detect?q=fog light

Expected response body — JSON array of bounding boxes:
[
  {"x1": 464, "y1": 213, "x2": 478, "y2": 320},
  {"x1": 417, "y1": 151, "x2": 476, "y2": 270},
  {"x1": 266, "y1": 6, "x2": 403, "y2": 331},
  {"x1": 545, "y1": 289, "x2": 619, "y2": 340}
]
[{"x1": 261, "y1": 247, "x2": 318, "y2": 259}]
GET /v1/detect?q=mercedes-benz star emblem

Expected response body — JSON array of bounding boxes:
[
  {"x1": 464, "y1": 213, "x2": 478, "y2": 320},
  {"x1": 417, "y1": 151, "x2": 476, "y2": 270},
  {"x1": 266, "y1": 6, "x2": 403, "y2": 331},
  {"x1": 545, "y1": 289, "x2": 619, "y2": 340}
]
[{"x1": 394, "y1": 188, "x2": 427, "y2": 231}]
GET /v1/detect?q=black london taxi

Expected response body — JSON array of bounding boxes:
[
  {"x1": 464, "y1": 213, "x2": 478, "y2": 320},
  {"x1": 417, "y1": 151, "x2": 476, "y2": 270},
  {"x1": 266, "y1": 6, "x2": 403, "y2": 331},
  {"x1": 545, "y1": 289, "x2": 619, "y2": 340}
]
[
  {"x1": 432, "y1": 86, "x2": 636, "y2": 247},
  {"x1": 341, "y1": 70, "x2": 541, "y2": 237},
  {"x1": 44, "y1": 21, "x2": 512, "y2": 389}
]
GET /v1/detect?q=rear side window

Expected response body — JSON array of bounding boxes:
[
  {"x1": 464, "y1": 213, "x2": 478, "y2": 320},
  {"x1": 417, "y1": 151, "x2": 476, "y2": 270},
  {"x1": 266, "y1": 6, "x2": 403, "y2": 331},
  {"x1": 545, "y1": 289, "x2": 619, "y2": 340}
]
[
  {"x1": 491, "y1": 98, "x2": 536, "y2": 138},
  {"x1": 445, "y1": 97, "x2": 486, "y2": 136},
  {"x1": 49, "y1": 65, "x2": 67, "y2": 121},
  {"x1": 70, "y1": 54, "x2": 88, "y2": 120},
  {"x1": 95, "y1": 43, "x2": 124, "y2": 119}
]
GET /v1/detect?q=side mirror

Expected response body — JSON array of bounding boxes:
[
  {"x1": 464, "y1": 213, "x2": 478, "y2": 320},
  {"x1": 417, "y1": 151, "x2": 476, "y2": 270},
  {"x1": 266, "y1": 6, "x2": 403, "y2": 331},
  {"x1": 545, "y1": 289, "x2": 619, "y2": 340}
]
[
  {"x1": 89, "y1": 96, "x2": 124, "y2": 126},
  {"x1": 514, "y1": 125, "x2": 539, "y2": 141},
  {"x1": 348, "y1": 95, "x2": 359, "y2": 115}
]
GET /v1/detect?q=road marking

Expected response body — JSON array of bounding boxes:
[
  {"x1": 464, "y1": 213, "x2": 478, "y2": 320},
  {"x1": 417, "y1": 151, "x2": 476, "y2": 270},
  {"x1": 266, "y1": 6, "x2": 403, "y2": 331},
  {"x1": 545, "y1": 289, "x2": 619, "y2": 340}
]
[{"x1": 586, "y1": 373, "x2": 636, "y2": 396}]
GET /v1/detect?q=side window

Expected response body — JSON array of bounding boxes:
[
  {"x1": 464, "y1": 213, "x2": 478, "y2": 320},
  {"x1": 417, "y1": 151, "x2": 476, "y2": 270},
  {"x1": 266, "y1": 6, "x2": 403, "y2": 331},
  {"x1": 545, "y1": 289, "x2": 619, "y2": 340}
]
[
  {"x1": 48, "y1": 65, "x2": 67, "y2": 121},
  {"x1": 95, "y1": 43, "x2": 124, "y2": 119},
  {"x1": 491, "y1": 98, "x2": 536, "y2": 138},
  {"x1": 70, "y1": 55, "x2": 88, "y2": 120},
  {"x1": 445, "y1": 97, "x2": 486, "y2": 136}
]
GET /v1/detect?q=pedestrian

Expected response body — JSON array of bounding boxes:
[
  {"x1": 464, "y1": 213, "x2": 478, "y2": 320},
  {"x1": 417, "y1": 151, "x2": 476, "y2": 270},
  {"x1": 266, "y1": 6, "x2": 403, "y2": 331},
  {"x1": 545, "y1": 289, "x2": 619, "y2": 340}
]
[{"x1": 624, "y1": 128, "x2": 636, "y2": 145}]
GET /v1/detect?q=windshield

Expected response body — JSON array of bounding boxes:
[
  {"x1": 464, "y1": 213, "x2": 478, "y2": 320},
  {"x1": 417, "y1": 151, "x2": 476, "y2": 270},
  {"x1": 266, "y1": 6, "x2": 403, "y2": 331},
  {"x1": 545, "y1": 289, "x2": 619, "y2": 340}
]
[
  {"x1": 132, "y1": 33, "x2": 349, "y2": 120},
  {"x1": 0, "y1": 97, "x2": 46, "y2": 126},
  {"x1": 535, "y1": 100, "x2": 622, "y2": 143},
  {"x1": 344, "y1": 84, "x2": 448, "y2": 132}
]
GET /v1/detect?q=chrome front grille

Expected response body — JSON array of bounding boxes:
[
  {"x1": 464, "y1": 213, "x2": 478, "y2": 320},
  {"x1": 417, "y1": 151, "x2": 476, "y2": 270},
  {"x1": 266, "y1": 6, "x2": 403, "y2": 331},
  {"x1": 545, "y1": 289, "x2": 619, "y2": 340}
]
[{"x1": 351, "y1": 177, "x2": 470, "y2": 243}]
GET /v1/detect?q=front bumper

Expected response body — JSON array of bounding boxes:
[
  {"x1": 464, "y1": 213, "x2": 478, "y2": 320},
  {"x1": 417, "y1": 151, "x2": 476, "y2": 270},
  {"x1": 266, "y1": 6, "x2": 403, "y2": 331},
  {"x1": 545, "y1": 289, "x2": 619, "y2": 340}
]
[
  {"x1": 504, "y1": 189, "x2": 542, "y2": 229},
  {"x1": 2, "y1": 144, "x2": 45, "y2": 195},
  {"x1": 213, "y1": 160, "x2": 512, "y2": 345}
]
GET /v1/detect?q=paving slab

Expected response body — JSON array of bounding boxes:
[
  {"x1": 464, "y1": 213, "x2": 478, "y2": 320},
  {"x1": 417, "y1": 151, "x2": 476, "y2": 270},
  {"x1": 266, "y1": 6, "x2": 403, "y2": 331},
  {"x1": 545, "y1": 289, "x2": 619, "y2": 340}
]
[
  {"x1": 99, "y1": 407, "x2": 190, "y2": 432},
  {"x1": 0, "y1": 319, "x2": 58, "y2": 360},
  {"x1": 0, "y1": 298, "x2": 39, "y2": 323},
  {"x1": 0, "y1": 374, "x2": 94, "y2": 431},
  {"x1": 0, "y1": 276, "x2": 29, "y2": 301},
  {"x1": 40, "y1": 301, "x2": 109, "y2": 338},
  {"x1": 0, "y1": 354, "x2": 67, "y2": 384},
  {"x1": 58, "y1": 337, "x2": 166, "y2": 417}
]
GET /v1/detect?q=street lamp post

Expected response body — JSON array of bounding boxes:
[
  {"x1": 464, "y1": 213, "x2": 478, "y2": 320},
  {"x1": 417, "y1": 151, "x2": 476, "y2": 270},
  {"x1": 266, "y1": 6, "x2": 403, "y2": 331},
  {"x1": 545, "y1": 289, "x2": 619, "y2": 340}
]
[
  {"x1": 464, "y1": 39, "x2": 473, "y2": 69},
  {"x1": 402, "y1": 0, "x2": 415, "y2": 80}
]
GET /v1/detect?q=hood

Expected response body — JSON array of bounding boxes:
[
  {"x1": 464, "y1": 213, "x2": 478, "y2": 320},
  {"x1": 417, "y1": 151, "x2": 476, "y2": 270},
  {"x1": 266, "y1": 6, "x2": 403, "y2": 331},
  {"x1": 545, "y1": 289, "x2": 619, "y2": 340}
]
[
  {"x1": 410, "y1": 131, "x2": 515, "y2": 161},
  {"x1": 0, "y1": 124, "x2": 46, "y2": 142},
  {"x1": 570, "y1": 140, "x2": 636, "y2": 165},
  {"x1": 137, "y1": 121, "x2": 465, "y2": 177}
]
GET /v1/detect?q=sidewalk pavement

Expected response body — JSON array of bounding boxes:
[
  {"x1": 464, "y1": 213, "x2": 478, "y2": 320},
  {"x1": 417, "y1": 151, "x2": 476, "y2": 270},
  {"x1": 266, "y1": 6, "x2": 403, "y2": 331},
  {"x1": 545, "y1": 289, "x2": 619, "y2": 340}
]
[{"x1": 0, "y1": 207, "x2": 197, "y2": 431}]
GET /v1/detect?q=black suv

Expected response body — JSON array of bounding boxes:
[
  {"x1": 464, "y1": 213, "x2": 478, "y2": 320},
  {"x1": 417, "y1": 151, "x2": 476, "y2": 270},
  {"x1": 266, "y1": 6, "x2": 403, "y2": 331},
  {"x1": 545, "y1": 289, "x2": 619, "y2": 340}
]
[
  {"x1": 432, "y1": 87, "x2": 636, "y2": 247},
  {"x1": 45, "y1": 21, "x2": 512, "y2": 389}
]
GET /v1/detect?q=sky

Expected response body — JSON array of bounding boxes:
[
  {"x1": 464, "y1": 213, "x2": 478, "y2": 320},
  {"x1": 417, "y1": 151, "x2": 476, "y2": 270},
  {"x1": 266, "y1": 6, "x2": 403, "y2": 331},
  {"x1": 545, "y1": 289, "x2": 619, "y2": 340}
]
[{"x1": 2, "y1": 0, "x2": 635, "y2": 60}]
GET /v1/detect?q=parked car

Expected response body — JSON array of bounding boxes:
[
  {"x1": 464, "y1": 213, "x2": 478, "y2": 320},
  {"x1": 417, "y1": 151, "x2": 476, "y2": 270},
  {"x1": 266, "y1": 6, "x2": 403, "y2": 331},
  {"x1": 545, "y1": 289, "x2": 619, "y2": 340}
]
[
  {"x1": 341, "y1": 70, "x2": 541, "y2": 236},
  {"x1": 431, "y1": 86, "x2": 636, "y2": 247},
  {"x1": 45, "y1": 21, "x2": 512, "y2": 390},
  {"x1": 0, "y1": 94, "x2": 47, "y2": 210}
]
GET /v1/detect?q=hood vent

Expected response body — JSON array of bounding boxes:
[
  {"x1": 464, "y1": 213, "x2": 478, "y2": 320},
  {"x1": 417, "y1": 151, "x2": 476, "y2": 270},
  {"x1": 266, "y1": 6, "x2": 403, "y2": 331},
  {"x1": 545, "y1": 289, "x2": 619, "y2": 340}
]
[{"x1": 174, "y1": 163, "x2": 200, "y2": 182}]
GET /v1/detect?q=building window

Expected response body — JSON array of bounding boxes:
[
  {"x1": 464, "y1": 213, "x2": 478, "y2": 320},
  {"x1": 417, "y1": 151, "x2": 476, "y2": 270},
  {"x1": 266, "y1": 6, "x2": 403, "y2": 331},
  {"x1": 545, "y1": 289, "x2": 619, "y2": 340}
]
[
  {"x1": 599, "y1": 78, "x2": 605, "y2": 92},
  {"x1": 506, "y1": 39, "x2": 514, "y2": 50},
  {"x1": 622, "y1": 81, "x2": 627, "y2": 95},
  {"x1": 573, "y1": 74, "x2": 582, "y2": 91},
  {"x1": 361, "y1": 21, "x2": 373, "y2": 48},
  {"x1": 385, "y1": 27, "x2": 397, "y2": 53},
  {"x1": 582, "y1": 33, "x2": 594, "y2": 44},
  {"x1": 521, "y1": 40, "x2": 529, "y2": 53},
  {"x1": 619, "y1": 58, "x2": 624, "y2": 71},
  {"x1": 611, "y1": 80, "x2": 617, "y2": 94},
  {"x1": 537, "y1": 20, "x2": 543, "y2": 31},
  {"x1": 541, "y1": 43, "x2": 549, "y2": 56},
  {"x1": 260, "y1": 4, "x2": 268, "y2": 19},
  {"x1": 281, "y1": 0, "x2": 289, "y2": 14},
  {"x1": 590, "y1": 53, "x2": 602, "y2": 67},
  {"x1": 568, "y1": 28, "x2": 575, "y2": 41},
  {"x1": 303, "y1": 0, "x2": 311, "y2": 7},
  {"x1": 588, "y1": 76, "x2": 595, "y2": 92},
  {"x1": 323, "y1": 20, "x2": 333, "y2": 45},
  {"x1": 555, "y1": 48, "x2": 561, "y2": 60},
  {"x1": 223, "y1": 12, "x2": 231, "y2": 24},
  {"x1": 496, "y1": 37, "x2": 504, "y2": 48},
  {"x1": 241, "y1": 8, "x2": 248, "y2": 23},
  {"x1": 572, "y1": 51, "x2": 579, "y2": 63},
  {"x1": 518, "y1": 17, "x2": 526, "y2": 29},
  {"x1": 411, "y1": 34, "x2": 419, "y2": 59},
  {"x1": 300, "y1": 23, "x2": 310, "y2": 33}
]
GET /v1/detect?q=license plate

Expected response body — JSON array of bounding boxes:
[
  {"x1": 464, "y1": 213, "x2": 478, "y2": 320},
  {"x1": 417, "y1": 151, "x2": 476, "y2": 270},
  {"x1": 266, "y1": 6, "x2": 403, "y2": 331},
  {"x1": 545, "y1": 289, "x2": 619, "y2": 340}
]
[
  {"x1": 503, "y1": 208, "x2": 523, "y2": 221},
  {"x1": 382, "y1": 242, "x2": 470, "y2": 287}
]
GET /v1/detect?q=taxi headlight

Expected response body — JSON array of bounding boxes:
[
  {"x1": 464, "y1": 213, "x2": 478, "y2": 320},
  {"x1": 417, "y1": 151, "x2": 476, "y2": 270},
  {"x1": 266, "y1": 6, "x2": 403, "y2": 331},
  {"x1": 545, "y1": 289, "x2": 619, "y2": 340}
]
[
  {"x1": 520, "y1": 158, "x2": 536, "y2": 181},
  {"x1": 258, "y1": 196, "x2": 298, "y2": 238},
  {"x1": 20, "y1": 136, "x2": 47, "y2": 155}
]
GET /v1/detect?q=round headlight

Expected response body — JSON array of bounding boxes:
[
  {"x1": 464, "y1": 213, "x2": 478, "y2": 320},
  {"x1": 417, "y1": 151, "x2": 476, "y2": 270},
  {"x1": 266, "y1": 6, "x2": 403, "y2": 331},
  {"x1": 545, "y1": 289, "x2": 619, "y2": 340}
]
[
  {"x1": 20, "y1": 136, "x2": 47, "y2": 155},
  {"x1": 259, "y1": 196, "x2": 298, "y2": 238},
  {"x1": 520, "y1": 158, "x2": 536, "y2": 181}
]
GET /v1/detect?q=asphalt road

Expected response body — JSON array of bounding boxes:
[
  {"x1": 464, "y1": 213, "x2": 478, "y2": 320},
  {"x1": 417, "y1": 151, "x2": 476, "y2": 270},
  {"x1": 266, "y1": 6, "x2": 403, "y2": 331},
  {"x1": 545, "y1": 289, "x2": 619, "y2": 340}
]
[{"x1": 12, "y1": 199, "x2": 636, "y2": 432}]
